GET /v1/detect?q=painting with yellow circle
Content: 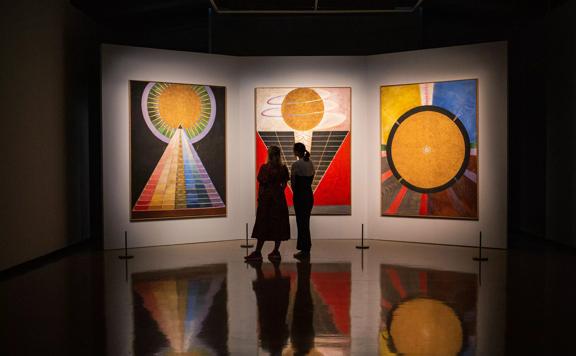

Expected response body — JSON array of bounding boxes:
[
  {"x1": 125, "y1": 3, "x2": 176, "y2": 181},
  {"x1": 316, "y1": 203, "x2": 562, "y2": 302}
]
[
  {"x1": 130, "y1": 81, "x2": 226, "y2": 221},
  {"x1": 256, "y1": 87, "x2": 351, "y2": 215},
  {"x1": 381, "y1": 79, "x2": 478, "y2": 219}
]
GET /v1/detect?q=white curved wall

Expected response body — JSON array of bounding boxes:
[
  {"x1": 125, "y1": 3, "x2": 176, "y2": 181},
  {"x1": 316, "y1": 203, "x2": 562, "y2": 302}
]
[{"x1": 101, "y1": 42, "x2": 507, "y2": 249}]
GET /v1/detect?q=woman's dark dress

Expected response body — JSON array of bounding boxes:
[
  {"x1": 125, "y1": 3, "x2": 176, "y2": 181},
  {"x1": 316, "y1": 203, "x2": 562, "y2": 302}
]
[
  {"x1": 293, "y1": 175, "x2": 314, "y2": 252},
  {"x1": 252, "y1": 163, "x2": 290, "y2": 241}
]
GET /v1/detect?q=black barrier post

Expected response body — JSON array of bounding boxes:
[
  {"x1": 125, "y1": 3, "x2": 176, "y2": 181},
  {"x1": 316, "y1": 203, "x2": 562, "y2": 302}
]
[
  {"x1": 356, "y1": 224, "x2": 369, "y2": 249},
  {"x1": 473, "y1": 231, "x2": 488, "y2": 262},
  {"x1": 241, "y1": 223, "x2": 254, "y2": 248},
  {"x1": 119, "y1": 231, "x2": 134, "y2": 260}
]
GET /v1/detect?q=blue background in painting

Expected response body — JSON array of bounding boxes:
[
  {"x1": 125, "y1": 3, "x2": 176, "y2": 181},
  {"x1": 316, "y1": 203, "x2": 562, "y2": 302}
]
[{"x1": 432, "y1": 80, "x2": 477, "y2": 144}]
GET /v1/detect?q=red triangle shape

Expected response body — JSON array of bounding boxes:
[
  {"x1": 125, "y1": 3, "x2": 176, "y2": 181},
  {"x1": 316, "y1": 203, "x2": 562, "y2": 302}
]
[{"x1": 312, "y1": 133, "x2": 351, "y2": 206}]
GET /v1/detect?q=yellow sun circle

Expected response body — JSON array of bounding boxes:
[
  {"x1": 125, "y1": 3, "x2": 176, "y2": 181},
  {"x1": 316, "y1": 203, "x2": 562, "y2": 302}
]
[
  {"x1": 390, "y1": 298, "x2": 463, "y2": 355},
  {"x1": 157, "y1": 84, "x2": 202, "y2": 129},
  {"x1": 281, "y1": 88, "x2": 324, "y2": 131},
  {"x1": 390, "y1": 110, "x2": 465, "y2": 190}
]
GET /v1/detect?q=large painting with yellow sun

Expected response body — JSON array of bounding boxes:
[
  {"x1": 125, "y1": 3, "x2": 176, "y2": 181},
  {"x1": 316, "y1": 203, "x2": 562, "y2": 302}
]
[
  {"x1": 130, "y1": 81, "x2": 226, "y2": 221},
  {"x1": 256, "y1": 87, "x2": 351, "y2": 215},
  {"x1": 381, "y1": 79, "x2": 478, "y2": 219}
]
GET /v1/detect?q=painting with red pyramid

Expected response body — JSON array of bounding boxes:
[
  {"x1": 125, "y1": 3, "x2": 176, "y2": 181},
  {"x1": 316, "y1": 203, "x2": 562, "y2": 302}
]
[
  {"x1": 130, "y1": 81, "x2": 226, "y2": 221},
  {"x1": 256, "y1": 87, "x2": 351, "y2": 215}
]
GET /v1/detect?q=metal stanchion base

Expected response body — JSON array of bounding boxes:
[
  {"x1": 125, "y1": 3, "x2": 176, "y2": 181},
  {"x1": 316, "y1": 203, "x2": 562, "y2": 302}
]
[
  {"x1": 356, "y1": 245, "x2": 370, "y2": 249},
  {"x1": 119, "y1": 255, "x2": 134, "y2": 260},
  {"x1": 241, "y1": 244, "x2": 254, "y2": 248},
  {"x1": 473, "y1": 257, "x2": 488, "y2": 261}
]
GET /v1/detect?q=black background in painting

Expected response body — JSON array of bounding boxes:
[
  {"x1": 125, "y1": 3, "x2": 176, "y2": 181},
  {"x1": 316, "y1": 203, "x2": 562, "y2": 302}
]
[{"x1": 130, "y1": 81, "x2": 226, "y2": 208}]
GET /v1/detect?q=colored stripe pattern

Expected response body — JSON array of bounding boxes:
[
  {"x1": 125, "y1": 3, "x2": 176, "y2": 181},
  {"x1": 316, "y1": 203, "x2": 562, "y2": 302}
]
[{"x1": 133, "y1": 128, "x2": 224, "y2": 212}]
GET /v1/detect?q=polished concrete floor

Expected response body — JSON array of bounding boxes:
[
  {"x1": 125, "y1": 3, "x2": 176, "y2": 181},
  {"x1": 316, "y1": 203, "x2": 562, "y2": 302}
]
[{"x1": 1, "y1": 237, "x2": 575, "y2": 355}]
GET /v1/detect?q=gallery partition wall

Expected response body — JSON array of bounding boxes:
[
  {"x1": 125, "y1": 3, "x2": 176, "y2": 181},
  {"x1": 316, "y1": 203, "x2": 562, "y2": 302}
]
[{"x1": 101, "y1": 41, "x2": 507, "y2": 250}]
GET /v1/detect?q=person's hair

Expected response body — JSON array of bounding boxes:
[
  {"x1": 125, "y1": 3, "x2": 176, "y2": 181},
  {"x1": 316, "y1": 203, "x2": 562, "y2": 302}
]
[
  {"x1": 293, "y1": 142, "x2": 310, "y2": 161},
  {"x1": 267, "y1": 145, "x2": 282, "y2": 166}
]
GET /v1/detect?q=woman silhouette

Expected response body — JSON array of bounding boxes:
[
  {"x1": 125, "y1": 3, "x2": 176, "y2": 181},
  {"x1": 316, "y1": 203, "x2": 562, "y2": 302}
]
[
  {"x1": 291, "y1": 143, "x2": 315, "y2": 259},
  {"x1": 246, "y1": 145, "x2": 290, "y2": 261}
]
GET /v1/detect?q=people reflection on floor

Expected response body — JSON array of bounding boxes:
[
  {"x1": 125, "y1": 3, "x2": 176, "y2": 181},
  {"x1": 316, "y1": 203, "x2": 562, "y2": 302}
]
[
  {"x1": 249, "y1": 260, "x2": 291, "y2": 355},
  {"x1": 291, "y1": 143, "x2": 315, "y2": 260},
  {"x1": 247, "y1": 145, "x2": 290, "y2": 262},
  {"x1": 250, "y1": 260, "x2": 319, "y2": 356},
  {"x1": 289, "y1": 261, "x2": 316, "y2": 355}
]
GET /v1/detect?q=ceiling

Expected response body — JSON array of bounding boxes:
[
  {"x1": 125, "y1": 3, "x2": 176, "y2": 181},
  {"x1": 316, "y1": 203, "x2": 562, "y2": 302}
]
[
  {"x1": 210, "y1": 0, "x2": 421, "y2": 12},
  {"x1": 72, "y1": 0, "x2": 553, "y2": 22},
  {"x1": 70, "y1": 0, "x2": 556, "y2": 55}
]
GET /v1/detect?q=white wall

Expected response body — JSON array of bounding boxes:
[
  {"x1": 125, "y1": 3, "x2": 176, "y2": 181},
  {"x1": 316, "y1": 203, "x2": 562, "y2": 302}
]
[
  {"x1": 101, "y1": 42, "x2": 508, "y2": 249},
  {"x1": 366, "y1": 42, "x2": 508, "y2": 249},
  {"x1": 102, "y1": 45, "x2": 242, "y2": 249},
  {"x1": 238, "y1": 56, "x2": 368, "y2": 241}
]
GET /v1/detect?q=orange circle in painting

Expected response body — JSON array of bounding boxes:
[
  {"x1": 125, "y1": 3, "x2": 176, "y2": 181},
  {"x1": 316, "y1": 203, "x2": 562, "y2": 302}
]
[
  {"x1": 281, "y1": 88, "x2": 324, "y2": 131},
  {"x1": 390, "y1": 298, "x2": 463, "y2": 355},
  {"x1": 157, "y1": 84, "x2": 202, "y2": 129},
  {"x1": 390, "y1": 110, "x2": 465, "y2": 190}
]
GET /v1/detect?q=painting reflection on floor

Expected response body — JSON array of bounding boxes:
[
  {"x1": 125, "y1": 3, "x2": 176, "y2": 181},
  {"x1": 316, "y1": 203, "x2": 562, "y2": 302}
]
[
  {"x1": 132, "y1": 264, "x2": 228, "y2": 355},
  {"x1": 248, "y1": 262, "x2": 351, "y2": 356},
  {"x1": 379, "y1": 265, "x2": 477, "y2": 355},
  {"x1": 104, "y1": 241, "x2": 508, "y2": 355}
]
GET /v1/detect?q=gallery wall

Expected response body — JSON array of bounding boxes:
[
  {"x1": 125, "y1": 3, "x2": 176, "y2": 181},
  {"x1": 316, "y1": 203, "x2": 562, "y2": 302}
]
[
  {"x1": 238, "y1": 56, "x2": 367, "y2": 242},
  {"x1": 101, "y1": 45, "x2": 241, "y2": 249},
  {"x1": 0, "y1": 0, "x2": 94, "y2": 271},
  {"x1": 366, "y1": 42, "x2": 508, "y2": 249},
  {"x1": 101, "y1": 42, "x2": 508, "y2": 250}
]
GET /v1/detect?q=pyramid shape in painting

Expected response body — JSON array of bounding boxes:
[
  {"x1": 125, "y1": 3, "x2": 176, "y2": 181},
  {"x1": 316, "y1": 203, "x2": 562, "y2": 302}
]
[{"x1": 132, "y1": 128, "x2": 224, "y2": 219}]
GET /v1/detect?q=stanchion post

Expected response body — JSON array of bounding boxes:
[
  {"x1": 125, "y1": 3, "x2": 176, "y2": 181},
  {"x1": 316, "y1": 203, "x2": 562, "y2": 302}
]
[
  {"x1": 473, "y1": 231, "x2": 488, "y2": 262},
  {"x1": 241, "y1": 222, "x2": 254, "y2": 248},
  {"x1": 119, "y1": 231, "x2": 134, "y2": 260},
  {"x1": 356, "y1": 223, "x2": 369, "y2": 249}
]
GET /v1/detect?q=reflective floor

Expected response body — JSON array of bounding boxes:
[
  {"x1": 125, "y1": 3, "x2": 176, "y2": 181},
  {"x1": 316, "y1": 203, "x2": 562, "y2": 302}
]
[
  {"x1": 104, "y1": 240, "x2": 506, "y2": 355},
  {"x1": 2, "y1": 237, "x2": 576, "y2": 355}
]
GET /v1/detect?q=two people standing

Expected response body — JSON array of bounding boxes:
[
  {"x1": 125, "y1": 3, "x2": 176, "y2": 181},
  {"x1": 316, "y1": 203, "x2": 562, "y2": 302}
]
[{"x1": 245, "y1": 143, "x2": 314, "y2": 261}]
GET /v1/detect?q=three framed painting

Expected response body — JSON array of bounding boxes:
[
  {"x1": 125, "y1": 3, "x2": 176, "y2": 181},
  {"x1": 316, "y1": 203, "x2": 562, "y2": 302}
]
[{"x1": 127, "y1": 79, "x2": 478, "y2": 222}]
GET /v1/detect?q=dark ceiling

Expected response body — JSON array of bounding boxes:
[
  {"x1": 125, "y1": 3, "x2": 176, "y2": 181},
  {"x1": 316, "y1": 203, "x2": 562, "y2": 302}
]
[
  {"x1": 71, "y1": 0, "x2": 557, "y2": 55},
  {"x1": 211, "y1": 0, "x2": 420, "y2": 11},
  {"x1": 72, "y1": 0, "x2": 555, "y2": 19}
]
